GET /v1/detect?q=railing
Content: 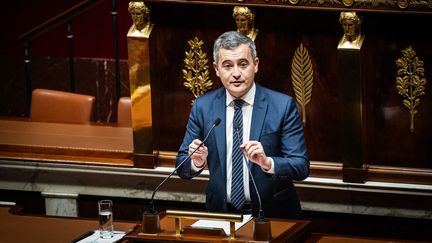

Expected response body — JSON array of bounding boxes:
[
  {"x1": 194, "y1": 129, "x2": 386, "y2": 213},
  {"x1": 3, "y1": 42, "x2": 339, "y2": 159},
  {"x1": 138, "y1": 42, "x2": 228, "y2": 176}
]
[{"x1": 17, "y1": 0, "x2": 121, "y2": 116}]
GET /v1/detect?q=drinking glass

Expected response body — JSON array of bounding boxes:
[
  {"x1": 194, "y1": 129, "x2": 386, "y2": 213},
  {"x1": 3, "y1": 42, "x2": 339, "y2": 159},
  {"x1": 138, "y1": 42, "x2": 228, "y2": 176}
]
[{"x1": 98, "y1": 200, "x2": 114, "y2": 239}]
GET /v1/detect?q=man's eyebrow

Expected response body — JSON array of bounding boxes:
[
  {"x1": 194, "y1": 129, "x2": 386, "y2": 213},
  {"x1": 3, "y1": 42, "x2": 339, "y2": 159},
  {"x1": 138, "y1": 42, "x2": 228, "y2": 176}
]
[
  {"x1": 220, "y1": 58, "x2": 250, "y2": 64},
  {"x1": 238, "y1": 58, "x2": 250, "y2": 63}
]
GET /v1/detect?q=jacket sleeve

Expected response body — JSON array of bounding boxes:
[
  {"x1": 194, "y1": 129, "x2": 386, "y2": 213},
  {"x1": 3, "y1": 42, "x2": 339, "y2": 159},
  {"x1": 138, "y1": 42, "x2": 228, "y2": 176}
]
[
  {"x1": 176, "y1": 100, "x2": 205, "y2": 179},
  {"x1": 273, "y1": 98, "x2": 310, "y2": 181}
]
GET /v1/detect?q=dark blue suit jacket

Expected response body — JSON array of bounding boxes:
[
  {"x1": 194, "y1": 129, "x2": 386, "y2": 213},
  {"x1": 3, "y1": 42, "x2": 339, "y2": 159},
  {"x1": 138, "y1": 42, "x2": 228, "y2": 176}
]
[{"x1": 176, "y1": 84, "x2": 309, "y2": 219}]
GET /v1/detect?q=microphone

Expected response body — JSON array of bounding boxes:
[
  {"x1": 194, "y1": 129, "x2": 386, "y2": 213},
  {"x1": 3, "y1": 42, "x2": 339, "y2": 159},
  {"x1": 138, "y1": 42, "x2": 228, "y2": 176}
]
[
  {"x1": 233, "y1": 121, "x2": 265, "y2": 221},
  {"x1": 147, "y1": 117, "x2": 221, "y2": 213}
]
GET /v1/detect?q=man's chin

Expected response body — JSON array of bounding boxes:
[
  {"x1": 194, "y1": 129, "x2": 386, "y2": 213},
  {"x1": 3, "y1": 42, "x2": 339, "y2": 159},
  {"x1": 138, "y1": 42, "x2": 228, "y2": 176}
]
[{"x1": 228, "y1": 86, "x2": 248, "y2": 97}]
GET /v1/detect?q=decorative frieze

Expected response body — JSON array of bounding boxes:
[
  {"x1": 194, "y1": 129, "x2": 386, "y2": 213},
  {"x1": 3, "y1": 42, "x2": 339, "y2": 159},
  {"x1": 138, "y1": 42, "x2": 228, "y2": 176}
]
[{"x1": 145, "y1": 0, "x2": 432, "y2": 13}]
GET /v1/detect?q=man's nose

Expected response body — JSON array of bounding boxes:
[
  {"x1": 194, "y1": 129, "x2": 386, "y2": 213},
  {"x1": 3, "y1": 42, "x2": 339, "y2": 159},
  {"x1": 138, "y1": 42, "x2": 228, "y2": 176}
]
[{"x1": 232, "y1": 66, "x2": 241, "y2": 79}]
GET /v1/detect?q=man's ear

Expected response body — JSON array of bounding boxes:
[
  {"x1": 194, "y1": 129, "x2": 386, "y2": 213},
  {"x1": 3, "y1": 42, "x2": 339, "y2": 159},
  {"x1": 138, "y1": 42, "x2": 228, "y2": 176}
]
[
  {"x1": 254, "y1": 57, "x2": 259, "y2": 73},
  {"x1": 213, "y1": 62, "x2": 220, "y2": 77}
]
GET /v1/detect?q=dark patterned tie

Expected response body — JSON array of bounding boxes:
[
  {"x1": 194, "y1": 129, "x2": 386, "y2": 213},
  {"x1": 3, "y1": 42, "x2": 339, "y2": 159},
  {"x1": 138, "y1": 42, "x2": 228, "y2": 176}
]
[{"x1": 231, "y1": 99, "x2": 245, "y2": 210}]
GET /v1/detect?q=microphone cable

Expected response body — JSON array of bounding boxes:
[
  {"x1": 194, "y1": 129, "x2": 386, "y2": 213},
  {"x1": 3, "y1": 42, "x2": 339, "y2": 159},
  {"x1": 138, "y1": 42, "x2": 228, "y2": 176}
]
[{"x1": 234, "y1": 123, "x2": 265, "y2": 220}]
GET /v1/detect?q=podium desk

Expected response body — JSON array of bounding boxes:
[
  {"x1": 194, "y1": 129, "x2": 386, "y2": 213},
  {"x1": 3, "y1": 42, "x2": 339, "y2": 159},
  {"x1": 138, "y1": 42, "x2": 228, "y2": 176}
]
[
  {"x1": 0, "y1": 206, "x2": 136, "y2": 243},
  {"x1": 123, "y1": 214, "x2": 310, "y2": 243}
]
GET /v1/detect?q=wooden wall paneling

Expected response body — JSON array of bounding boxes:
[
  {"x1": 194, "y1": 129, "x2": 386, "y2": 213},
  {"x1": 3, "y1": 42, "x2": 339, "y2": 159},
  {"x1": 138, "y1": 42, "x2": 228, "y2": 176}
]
[
  {"x1": 362, "y1": 13, "x2": 432, "y2": 170},
  {"x1": 254, "y1": 8, "x2": 342, "y2": 163}
]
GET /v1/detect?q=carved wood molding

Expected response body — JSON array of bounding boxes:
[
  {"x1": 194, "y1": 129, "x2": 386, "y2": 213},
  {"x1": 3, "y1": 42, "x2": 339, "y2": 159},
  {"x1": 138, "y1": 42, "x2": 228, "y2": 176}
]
[
  {"x1": 367, "y1": 165, "x2": 432, "y2": 184},
  {"x1": 309, "y1": 161, "x2": 343, "y2": 179},
  {"x1": 145, "y1": 0, "x2": 432, "y2": 15},
  {"x1": 155, "y1": 151, "x2": 432, "y2": 184}
]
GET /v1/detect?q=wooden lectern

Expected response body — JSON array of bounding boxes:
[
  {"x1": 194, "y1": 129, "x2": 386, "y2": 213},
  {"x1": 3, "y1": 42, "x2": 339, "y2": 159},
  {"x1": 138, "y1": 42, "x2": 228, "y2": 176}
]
[{"x1": 123, "y1": 210, "x2": 310, "y2": 242}]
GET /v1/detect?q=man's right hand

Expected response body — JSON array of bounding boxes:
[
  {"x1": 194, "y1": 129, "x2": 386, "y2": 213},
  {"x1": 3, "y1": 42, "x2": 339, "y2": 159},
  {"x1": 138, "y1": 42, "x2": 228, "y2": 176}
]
[{"x1": 189, "y1": 139, "x2": 208, "y2": 168}]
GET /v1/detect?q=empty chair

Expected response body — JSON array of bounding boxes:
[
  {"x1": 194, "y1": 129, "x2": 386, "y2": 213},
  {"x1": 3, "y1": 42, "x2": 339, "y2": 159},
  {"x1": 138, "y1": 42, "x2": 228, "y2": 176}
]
[
  {"x1": 117, "y1": 97, "x2": 131, "y2": 127},
  {"x1": 30, "y1": 88, "x2": 95, "y2": 124}
]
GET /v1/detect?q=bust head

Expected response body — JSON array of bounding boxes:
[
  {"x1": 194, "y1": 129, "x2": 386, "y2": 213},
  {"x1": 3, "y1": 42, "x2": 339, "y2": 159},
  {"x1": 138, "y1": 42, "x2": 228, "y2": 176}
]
[
  {"x1": 232, "y1": 6, "x2": 256, "y2": 38},
  {"x1": 339, "y1": 11, "x2": 362, "y2": 43},
  {"x1": 128, "y1": 1, "x2": 150, "y2": 31}
]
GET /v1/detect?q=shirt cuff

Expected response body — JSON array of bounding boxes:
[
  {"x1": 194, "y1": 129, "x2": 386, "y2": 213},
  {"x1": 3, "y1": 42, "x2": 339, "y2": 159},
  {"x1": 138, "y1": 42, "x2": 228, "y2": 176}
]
[
  {"x1": 191, "y1": 159, "x2": 205, "y2": 172},
  {"x1": 262, "y1": 157, "x2": 275, "y2": 174}
]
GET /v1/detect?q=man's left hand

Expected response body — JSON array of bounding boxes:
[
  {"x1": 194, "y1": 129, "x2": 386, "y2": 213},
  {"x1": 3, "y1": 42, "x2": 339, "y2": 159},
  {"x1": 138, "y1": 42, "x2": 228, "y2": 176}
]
[{"x1": 240, "y1": 141, "x2": 271, "y2": 171}]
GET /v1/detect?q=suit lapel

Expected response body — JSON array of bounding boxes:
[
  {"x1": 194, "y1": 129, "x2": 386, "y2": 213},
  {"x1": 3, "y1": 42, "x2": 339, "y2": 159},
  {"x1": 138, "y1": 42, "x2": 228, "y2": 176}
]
[
  {"x1": 250, "y1": 85, "x2": 268, "y2": 170},
  {"x1": 250, "y1": 84, "x2": 267, "y2": 142},
  {"x1": 213, "y1": 89, "x2": 227, "y2": 179}
]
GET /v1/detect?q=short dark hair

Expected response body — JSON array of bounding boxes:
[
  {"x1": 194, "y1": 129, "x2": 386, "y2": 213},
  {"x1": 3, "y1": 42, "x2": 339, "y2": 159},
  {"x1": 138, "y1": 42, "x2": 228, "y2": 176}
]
[{"x1": 213, "y1": 31, "x2": 257, "y2": 64}]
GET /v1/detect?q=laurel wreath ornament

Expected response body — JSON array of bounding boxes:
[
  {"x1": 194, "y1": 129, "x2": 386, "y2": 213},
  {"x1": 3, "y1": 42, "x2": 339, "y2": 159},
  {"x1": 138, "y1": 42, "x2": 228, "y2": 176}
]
[
  {"x1": 395, "y1": 46, "x2": 427, "y2": 132},
  {"x1": 182, "y1": 37, "x2": 213, "y2": 104}
]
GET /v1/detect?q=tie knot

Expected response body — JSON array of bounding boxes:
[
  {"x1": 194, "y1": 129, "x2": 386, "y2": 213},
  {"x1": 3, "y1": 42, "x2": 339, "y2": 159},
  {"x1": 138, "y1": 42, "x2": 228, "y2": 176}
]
[{"x1": 234, "y1": 99, "x2": 244, "y2": 110}]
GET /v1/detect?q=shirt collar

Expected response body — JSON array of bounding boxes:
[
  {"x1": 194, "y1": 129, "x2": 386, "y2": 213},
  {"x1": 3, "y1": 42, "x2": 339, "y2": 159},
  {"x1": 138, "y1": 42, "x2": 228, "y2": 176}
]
[{"x1": 226, "y1": 82, "x2": 256, "y2": 107}]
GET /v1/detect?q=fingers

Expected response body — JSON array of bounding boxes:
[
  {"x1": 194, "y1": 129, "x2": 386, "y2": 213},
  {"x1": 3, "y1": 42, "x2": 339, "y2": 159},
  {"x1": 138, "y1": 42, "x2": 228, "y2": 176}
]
[
  {"x1": 240, "y1": 141, "x2": 266, "y2": 164},
  {"x1": 189, "y1": 139, "x2": 208, "y2": 165},
  {"x1": 188, "y1": 139, "x2": 202, "y2": 154},
  {"x1": 242, "y1": 141, "x2": 263, "y2": 155}
]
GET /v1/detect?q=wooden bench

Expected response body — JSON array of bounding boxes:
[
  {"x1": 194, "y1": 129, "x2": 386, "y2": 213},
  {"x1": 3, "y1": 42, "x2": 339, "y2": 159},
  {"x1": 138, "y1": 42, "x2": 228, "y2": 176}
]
[{"x1": 0, "y1": 119, "x2": 133, "y2": 166}]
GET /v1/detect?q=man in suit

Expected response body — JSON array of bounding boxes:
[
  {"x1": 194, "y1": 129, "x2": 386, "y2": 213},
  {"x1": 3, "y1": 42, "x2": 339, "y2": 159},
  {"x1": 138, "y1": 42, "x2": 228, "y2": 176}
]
[{"x1": 176, "y1": 31, "x2": 309, "y2": 219}]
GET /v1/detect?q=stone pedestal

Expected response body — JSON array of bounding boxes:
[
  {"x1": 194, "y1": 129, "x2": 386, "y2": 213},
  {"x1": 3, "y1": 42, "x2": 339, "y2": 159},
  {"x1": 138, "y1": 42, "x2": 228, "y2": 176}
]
[{"x1": 337, "y1": 37, "x2": 367, "y2": 183}]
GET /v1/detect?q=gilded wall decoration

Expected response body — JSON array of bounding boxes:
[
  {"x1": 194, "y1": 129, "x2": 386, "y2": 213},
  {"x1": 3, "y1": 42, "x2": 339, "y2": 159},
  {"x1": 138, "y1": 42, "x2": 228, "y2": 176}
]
[
  {"x1": 395, "y1": 46, "x2": 427, "y2": 132},
  {"x1": 338, "y1": 11, "x2": 364, "y2": 50},
  {"x1": 291, "y1": 43, "x2": 314, "y2": 126},
  {"x1": 233, "y1": 6, "x2": 258, "y2": 41},
  {"x1": 182, "y1": 37, "x2": 213, "y2": 104},
  {"x1": 127, "y1": 1, "x2": 153, "y2": 38},
  {"x1": 261, "y1": 0, "x2": 431, "y2": 11}
]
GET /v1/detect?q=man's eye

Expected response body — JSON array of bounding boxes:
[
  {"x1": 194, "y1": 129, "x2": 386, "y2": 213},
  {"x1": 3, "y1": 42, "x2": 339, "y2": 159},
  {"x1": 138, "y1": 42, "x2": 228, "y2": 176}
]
[
  {"x1": 240, "y1": 62, "x2": 248, "y2": 68},
  {"x1": 223, "y1": 64, "x2": 232, "y2": 69}
]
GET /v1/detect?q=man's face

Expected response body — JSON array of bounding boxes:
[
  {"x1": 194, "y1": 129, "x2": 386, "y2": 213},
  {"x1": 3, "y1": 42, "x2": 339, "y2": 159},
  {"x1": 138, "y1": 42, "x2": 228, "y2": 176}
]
[{"x1": 213, "y1": 44, "x2": 258, "y2": 98}]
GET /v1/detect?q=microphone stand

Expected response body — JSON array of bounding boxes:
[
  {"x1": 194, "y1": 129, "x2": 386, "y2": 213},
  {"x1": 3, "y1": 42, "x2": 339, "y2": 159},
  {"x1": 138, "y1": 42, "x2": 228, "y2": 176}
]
[
  {"x1": 142, "y1": 118, "x2": 221, "y2": 233},
  {"x1": 235, "y1": 127, "x2": 272, "y2": 241}
]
